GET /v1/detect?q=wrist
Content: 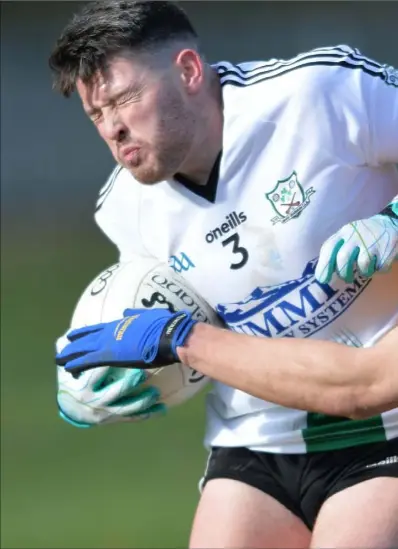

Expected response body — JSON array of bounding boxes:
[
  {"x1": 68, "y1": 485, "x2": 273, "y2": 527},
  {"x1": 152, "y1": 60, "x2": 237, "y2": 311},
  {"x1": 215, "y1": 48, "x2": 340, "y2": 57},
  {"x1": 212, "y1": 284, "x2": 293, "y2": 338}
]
[
  {"x1": 155, "y1": 311, "x2": 196, "y2": 365},
  {"x1": 175, "y1": 321, "x2": 209, "y2": 365}
]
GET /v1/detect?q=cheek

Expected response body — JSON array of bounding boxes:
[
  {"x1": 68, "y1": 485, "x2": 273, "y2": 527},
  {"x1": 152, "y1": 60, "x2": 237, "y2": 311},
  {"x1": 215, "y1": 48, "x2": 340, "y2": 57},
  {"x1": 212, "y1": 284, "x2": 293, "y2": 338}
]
[{"x1": 123, "y1": 106, "x2": 157, "y2": 137}]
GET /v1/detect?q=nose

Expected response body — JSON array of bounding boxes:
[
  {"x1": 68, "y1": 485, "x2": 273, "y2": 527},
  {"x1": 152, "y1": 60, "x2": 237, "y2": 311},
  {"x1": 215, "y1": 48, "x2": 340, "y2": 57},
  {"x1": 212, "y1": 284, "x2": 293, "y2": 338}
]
[{"x1": 102, "y1": 112, "x2": 127, "y2": 143}]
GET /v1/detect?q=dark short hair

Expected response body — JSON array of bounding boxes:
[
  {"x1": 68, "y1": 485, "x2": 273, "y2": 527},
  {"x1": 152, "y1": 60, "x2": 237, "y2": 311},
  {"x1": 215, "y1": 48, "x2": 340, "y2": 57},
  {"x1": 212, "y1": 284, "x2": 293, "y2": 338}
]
[{"x1": 48, "y1": 0, "x2": 198, "y2": 97}]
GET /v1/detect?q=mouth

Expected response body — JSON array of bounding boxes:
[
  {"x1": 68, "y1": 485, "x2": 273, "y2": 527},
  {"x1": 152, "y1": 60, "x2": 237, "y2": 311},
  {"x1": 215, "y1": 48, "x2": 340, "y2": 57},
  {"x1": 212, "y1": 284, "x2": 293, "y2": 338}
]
[{"x1": 120, "y1": 146, "x2": 140, "y2": 164}]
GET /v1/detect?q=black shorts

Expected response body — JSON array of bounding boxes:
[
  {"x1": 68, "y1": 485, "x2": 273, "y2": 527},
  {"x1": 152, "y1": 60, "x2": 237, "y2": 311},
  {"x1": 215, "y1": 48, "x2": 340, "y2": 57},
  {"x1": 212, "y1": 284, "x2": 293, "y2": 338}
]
[{"x1": 201, "y1": 438, "x2": 398, "y2": 530}]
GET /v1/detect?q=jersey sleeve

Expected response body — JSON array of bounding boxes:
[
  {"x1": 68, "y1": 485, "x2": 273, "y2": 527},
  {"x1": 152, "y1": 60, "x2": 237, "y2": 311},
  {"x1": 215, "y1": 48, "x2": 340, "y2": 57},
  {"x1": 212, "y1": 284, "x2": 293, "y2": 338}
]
[
  {"x1": 294, "y1": 46, "x2": 398, "y2": 168},
  {"x1": 94, "y1": 165, "x2": 152, "y2": 261},
  {"x1": 359, "y1": 57, "x2": 398, "y2": 166}
]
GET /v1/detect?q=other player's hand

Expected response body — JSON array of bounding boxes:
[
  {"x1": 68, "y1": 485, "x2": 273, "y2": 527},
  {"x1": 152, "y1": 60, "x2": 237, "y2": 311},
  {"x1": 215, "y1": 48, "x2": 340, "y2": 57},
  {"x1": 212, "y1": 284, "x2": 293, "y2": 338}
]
[
  {"x1": 315, "y1": 214, "x2": 398, "y2": 284},
  {"x1": 56, "y1": 335, "x2": 166, "y2": 428},
  {"x1": 55, "y1": 308, "x2": 197, "y2": 377}
]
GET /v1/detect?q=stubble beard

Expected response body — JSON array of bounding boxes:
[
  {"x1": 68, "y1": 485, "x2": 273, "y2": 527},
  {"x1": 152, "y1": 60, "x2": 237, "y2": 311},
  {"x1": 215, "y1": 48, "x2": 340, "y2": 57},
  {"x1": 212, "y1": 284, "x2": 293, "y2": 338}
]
[
  {"x1": 124, "y1": 79, "x2": 198, "y2": 184},
  {"x1": 130, "y1": 114, "x2": 196, "y2": 185}
]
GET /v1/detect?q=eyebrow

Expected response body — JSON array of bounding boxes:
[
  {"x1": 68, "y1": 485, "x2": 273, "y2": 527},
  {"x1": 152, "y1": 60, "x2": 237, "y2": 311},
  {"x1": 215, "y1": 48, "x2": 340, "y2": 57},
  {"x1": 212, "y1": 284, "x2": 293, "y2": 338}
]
[{"x1": 85, "y1": 84, "x2": 140, "y2": 117}]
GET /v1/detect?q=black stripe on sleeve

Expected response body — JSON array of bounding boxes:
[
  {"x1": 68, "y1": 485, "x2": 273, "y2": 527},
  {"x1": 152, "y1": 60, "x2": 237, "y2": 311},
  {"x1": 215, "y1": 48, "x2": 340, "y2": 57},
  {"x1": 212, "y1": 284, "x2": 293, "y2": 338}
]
[{"x1": 218, "y1": 46, "x2": 389, "y2": 88}]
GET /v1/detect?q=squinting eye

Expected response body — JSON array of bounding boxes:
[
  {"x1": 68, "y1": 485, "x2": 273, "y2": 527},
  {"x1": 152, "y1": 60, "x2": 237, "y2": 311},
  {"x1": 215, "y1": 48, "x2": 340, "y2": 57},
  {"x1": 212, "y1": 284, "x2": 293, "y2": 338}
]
[
  {"x1": 118, "y1": 92, "x2": 141, "y2": 106},
  {"x1": 118, "y1": 96, "x2": 132, "y2": 106},
  {"x1": 91, "y1": 113, "x2": 103, "y2": 124}
]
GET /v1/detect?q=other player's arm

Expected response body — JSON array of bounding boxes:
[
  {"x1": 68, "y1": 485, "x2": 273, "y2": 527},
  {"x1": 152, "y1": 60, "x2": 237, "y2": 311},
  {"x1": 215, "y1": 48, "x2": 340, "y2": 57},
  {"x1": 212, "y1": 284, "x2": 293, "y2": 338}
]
[
  {"x1": 338, "y1": 52, "x2": 398, "y2": 211},
  {"x1": 314, "y1": 47, "x2": 398, "y2": 167},
  {"x1": 177, "y1": 323, "x2": 398, "y2": 420},
  {"x1": 361, "y1": 62, "x2": 398, "y2": 168}
]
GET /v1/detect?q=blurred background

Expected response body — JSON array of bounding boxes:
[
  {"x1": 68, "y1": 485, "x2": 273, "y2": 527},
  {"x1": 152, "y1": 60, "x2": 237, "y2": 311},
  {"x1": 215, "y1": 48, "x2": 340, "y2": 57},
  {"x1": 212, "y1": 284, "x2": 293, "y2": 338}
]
[{"x1": 1, "y1": 1, "x2": 397, "y2": 547}]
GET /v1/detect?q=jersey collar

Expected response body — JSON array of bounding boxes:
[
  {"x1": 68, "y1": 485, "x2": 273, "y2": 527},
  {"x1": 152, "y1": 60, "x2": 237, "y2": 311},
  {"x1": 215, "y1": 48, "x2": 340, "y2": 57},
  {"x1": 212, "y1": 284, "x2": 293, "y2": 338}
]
[{"x1": 173, "y1": 150, "x2": 222, "y2": 204}]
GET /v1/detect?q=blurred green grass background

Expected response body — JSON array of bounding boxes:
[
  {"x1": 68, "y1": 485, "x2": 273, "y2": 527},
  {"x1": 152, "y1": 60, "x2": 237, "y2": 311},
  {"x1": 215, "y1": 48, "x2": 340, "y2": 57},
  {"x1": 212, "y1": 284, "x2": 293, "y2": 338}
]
[
  {"x1": 3, "y1": 3, "x2": 397, "y2": 546},
  {"x1": 1, "y1": 227, "x2": 208, "y2": 548}
]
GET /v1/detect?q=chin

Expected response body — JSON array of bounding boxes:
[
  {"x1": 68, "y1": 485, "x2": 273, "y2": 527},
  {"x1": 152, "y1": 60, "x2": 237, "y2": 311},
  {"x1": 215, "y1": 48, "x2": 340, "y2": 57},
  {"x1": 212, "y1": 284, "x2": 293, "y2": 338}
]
[
  {"x1": 132, "y1": 165, "x2": 177, "y2": 185},
  {"x1": 137, "y1": 178, "x2": 162, "y2": 186},
  {"x1": 129, "y1": 169, "x2": 165, "y2": 185}
]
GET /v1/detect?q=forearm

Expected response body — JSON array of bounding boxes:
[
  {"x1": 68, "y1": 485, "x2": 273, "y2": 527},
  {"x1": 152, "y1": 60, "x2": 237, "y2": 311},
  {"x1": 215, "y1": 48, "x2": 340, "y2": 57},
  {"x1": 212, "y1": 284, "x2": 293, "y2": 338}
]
[{"x1": 177, "y1": 323, "x2": 393, "y2": 418}]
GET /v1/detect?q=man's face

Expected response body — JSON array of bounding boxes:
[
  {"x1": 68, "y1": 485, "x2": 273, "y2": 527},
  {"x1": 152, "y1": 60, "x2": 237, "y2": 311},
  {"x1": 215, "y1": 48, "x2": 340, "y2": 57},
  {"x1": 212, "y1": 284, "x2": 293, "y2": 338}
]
[{"x1": 76, "y1": 54, "x2": 197, "y2": 184}]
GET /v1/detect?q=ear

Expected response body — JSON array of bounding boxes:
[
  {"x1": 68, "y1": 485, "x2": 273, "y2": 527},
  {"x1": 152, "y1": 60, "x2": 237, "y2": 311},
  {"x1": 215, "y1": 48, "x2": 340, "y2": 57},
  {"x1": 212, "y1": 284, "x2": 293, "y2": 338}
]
[{"x1": 175, "y1": 49, "x2": 204, "y2": 95}]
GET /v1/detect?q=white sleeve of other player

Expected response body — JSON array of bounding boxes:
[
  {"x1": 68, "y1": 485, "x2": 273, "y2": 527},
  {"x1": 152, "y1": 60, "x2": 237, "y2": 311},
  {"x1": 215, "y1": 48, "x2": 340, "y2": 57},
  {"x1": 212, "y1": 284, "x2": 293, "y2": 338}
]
[
  {"x1": 360, "y1": 60, "x2": 398, "y2": 166},
  {"x1": 293, "y1": 47, "x2": 398, "y2": 167},
  {"x1": 335, "y1": 49, "x2": 398, "y2": 166}
]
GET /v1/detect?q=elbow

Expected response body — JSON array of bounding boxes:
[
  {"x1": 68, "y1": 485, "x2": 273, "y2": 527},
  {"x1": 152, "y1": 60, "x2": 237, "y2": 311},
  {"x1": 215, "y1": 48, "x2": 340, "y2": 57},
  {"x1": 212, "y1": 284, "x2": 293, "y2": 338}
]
[
  {"x1": 331, "y1": 395, "x2": 371, "y2": 420},
  {"x1": 338, "y1": 350, "x2": 390, "y2": 420},
  {"x1": 325, "y1": 386, "x2": 379, "y2": 420},
  {"x1": 332, "y1": 339, "x2": 397, "y2": 419},
  {"x1": 346, "y1": 405, "x2": 378, "y2": 421},
  {"x1": 344, "y1": 386, "x2": 394, "y2": 420}
]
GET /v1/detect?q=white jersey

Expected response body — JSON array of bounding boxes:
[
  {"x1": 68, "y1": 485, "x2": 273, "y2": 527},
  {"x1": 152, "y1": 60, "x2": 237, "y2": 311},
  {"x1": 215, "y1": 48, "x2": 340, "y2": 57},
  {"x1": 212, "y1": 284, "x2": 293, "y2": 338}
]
[{"x1": 95, "y1": 45, "x2": 398, "y2": 453}]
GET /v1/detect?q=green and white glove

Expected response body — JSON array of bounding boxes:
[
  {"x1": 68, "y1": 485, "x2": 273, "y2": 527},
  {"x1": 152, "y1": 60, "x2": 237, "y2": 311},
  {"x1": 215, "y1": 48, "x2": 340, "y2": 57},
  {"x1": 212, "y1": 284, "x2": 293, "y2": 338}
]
[
  {"x1": 315, "y1": 200, "x2": 398, "y2": 284},
  {"x1": 56, "y1": 335, "x2": 165, "y2": 428}
]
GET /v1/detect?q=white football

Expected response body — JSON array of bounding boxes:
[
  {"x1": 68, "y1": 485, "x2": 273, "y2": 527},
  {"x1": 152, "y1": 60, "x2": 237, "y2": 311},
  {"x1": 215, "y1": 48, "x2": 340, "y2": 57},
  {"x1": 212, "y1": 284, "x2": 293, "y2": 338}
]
[{"x1": 58, "y1": 257, "x2": 221, "y2": 409}]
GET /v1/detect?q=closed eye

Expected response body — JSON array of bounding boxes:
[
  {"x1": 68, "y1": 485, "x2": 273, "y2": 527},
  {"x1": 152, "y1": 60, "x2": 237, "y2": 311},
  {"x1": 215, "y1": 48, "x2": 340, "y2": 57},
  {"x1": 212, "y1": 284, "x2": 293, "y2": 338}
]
[
  {"x1": 117, "y1": 91, "x2": 141, "y2": 106},
  {"x1": 91, "y1": 112, "x2": 103, "y2": 123},
  {"x1": 85, "y1": 109, "x2": 102, "y2": 123}
]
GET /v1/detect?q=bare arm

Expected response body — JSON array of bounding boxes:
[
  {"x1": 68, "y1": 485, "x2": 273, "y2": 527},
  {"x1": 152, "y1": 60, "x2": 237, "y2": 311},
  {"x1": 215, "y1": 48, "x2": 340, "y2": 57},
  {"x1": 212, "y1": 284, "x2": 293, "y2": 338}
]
[{"x1": 177, "y1": 324, "x2": 398, "y2": 419}]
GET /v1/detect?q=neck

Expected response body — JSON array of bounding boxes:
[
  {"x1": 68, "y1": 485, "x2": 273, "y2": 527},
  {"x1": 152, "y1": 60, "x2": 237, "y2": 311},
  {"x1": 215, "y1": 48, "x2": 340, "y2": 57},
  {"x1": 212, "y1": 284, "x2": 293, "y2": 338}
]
[{"x1": 177, "y1": 69, "x2": 223, "y2": 186}]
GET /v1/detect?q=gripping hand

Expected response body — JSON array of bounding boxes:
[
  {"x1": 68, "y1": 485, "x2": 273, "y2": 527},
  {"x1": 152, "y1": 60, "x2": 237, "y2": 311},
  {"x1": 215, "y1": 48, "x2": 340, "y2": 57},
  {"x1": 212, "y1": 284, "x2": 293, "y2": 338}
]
[
  {"x1": 315, "y1": 213, "x2": 398, "y2": 284},
  {"x1": 56, "y1": 334, "x2": 166, "y2": 428},
  {"x1": 56, "y1": 308, "x2": 197, "y2": 377}
]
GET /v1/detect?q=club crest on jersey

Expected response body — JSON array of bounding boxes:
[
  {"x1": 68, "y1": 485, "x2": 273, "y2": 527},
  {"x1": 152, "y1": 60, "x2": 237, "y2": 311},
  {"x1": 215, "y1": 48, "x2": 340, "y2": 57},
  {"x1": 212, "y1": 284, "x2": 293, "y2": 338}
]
[
  {"x1": 383, "y1": 65, "x2": 398, "y2": 87},
  {"x1": 265, "y1": 172, "x2": 315, "y2": 225}
]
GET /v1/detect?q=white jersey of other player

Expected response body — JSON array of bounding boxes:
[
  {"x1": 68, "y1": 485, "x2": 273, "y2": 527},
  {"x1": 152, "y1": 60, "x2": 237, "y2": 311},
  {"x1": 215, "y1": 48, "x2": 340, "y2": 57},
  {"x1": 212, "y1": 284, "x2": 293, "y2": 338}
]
[{"x1": 95, "y1": 45, "x2": 398, "y2": 453}]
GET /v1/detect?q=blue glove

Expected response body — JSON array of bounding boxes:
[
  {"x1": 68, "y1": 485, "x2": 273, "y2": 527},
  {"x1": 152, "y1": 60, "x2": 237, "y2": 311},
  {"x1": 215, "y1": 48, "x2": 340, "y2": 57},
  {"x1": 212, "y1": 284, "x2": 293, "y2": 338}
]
[
  {"x1": 315, "y1": 210, "x2": 398, "y2": 284},
  {"x1": 56, "y1": 308, "x2": 197, "y2": 377}
]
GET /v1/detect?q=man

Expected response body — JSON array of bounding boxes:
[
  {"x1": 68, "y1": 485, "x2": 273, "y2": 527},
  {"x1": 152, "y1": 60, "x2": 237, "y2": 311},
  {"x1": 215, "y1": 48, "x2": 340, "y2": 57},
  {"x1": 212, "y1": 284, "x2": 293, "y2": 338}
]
[{"x1": 50, "y1": 1, "x2": 398, "y2": 547}]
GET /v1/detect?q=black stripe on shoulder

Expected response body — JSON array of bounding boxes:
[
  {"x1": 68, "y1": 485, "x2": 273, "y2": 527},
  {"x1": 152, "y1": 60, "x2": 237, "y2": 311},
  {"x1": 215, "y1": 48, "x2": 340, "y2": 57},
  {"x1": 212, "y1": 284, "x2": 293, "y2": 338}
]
[
  {"x1": 217, "y1": 45, "x2": 350, "y2": 76},
  {"x1": 220, "y1": 60, "x2": 386, "y2": 88},
  {"x1": 219, "y1": 46, "x2": 388, "y2": 88},
  {"x1": 95, "y1": 164, "x2": 123, "y2": 212}
]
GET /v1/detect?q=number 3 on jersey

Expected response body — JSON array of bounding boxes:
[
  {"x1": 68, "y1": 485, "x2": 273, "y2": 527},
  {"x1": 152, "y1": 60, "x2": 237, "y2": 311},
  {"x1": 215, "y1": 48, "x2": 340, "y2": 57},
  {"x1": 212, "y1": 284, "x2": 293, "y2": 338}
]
[{"x1": 222, "y1": 233, "x2": 249, "y2": 270}]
